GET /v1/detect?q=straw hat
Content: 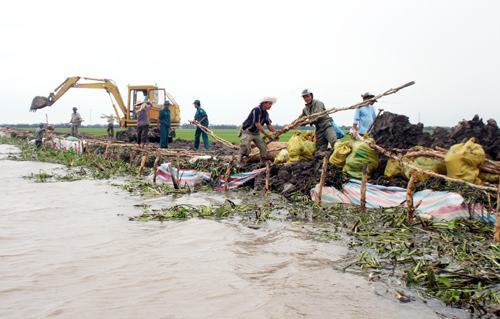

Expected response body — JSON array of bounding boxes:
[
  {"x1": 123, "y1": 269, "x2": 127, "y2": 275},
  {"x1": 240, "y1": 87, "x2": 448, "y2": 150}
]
[{"x1": 260, "y1": 97, "x2": 277, "y2": 104}]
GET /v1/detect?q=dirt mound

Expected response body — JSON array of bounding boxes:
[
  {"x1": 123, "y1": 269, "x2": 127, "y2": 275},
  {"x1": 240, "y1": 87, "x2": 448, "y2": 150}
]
[
  {"x1": 254, "y1": 153, "x2": 349, "y2": 196},
  {"x1": 432, "y1": 115, "x2": 500, "y2": 160},
  {"x1": 372, "y1": 113, "x2": 500, "y2": 160},
  {"x1": 371, "y1": 112, "x2": 432, "y2": 149}
]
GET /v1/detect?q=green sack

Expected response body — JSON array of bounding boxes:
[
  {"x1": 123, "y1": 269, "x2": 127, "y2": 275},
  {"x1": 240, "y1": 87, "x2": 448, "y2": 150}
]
[{"x1": 343, "y1": 140, "x2": 379, "y2": 179}]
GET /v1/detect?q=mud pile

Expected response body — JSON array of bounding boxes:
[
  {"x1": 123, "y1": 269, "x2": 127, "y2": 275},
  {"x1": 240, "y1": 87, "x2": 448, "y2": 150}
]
[
  {"x1": 372, "y1": 113, "x2": 500, "y2": 160},
  {"x1": 371, "y1": 112, "x2": 432, "y2": 149},
  {"x1": 431, "y1": 115, "x2": 500, "y2": 160},
  {"x1": 254, "y1": 153, "x2": 349, "y2": 196}
]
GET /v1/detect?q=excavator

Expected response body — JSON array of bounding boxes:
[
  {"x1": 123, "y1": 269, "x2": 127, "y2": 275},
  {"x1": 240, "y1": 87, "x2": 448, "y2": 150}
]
[{"x1": 30, "y1": 76, "x2": 181, "y2": 142}]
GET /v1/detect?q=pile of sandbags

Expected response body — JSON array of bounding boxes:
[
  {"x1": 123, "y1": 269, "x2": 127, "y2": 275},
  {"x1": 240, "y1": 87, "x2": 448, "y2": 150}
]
[
  {"x1": 329, "y1": 137, "x2": 380, "y2": 179},
  {"x1": 383, "y1": 138, "x2": 496, "y2": 185},
  {"x1": 280, "y1": 131, "x2": 317, "y2": 164}
]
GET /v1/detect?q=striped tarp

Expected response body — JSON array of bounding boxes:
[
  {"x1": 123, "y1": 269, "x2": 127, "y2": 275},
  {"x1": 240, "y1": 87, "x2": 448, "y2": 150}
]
[
  {"x1": 152, "y1": 163, "x2": 265, "y2": 190},
  {"x1": 311, "y1": 179, "x2": 495, "y2": 223}
]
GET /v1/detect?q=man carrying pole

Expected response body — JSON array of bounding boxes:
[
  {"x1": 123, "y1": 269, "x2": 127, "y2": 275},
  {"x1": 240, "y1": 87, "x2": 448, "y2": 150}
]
[
  {"x1": 192, "y1": 100, "x2": 210, "y2": 151},
  {"x1": 300, "y1": 89, "x2": 336, "y2": 151},
  {"x1": 238, "y1": 97, "x2": 277, "y2": 162}
]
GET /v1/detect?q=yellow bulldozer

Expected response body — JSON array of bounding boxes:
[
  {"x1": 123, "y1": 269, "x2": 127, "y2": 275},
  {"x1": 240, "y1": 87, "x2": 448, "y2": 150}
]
[{"x1": 30, "y1": 76, "x2": 181, "y2": 142}]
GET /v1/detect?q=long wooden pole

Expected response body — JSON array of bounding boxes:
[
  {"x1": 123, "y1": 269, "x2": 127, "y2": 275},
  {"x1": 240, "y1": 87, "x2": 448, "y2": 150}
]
[
  {"x1": 272, "y1": 81, "x2": 415, "y2": 141},
  {"x1": 350, "y1": 132, "x2": 497, "y2": 192},
  {"x1": 190, "y1": 121, "x2": 239, "y2": 150}
]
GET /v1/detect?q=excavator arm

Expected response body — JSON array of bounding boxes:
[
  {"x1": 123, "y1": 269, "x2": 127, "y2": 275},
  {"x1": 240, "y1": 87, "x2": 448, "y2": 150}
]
[{"x1": 30, "y1": 77, "x2": 128, "y2": 125}]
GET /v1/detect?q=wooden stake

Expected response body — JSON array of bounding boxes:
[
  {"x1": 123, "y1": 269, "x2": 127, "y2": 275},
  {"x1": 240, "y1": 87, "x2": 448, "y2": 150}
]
[
  {"x1": 360, "y1": 164, "x2": 368, "y2": 210},
  {"x1": 224, "y1": 156, "x2": 235, "y2": 192},
  {"x1": 137, "y1": 155, "x2": 147, "y2": 177},
  {"x1": 152, "y1": 152, "x2": 161, "y2": 184},
  {"x1": 129, "y1": 149, "x2": 135, "y2": 165},
  {"x1": 495, "y1": 181, "x2": 500, "y2": 242},
  {"x1": 406, "y1": 171, "x2": 418, "y2": 224},
  {"x1": 168, "y1": 164, "x2": 179, "y2": 190},
  {"x1": 317, "y1": 155, "x2": 329, "y2": 205},
  {"x1": 104, "y1": 141, "x2": 111, "y2": 159},
  {"x1": 176, "y1": 153, "x2": 181, "y2": 182},
  {"x1": 265, "y1": 161, "x2": 271, "y2": 194}
]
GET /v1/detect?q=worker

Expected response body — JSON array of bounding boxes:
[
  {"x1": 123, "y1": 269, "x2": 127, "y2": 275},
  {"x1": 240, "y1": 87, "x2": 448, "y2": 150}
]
[
  {"x1": 106, "y1": 114, "x2": 115, "y2": 138},
  {"x1": 159, "y1": 100, "x2": 171, "y2": 148},
  {"x1": 239, "y1": 97, "x2": 277, "y2": 162},
  {"x1": 34, "y1": 123, "x2": 46, "y2": 148},
  {"x1": 136, "y1": 99, "x2": 152, "y2": 148},
  {"x1": 69, "y1": 107, "x2": 83, "y2": 137},
  {"x1": 192, "y1": 99, "x2": 209, "y2": 151},
  {"x1": 300, "y1": 89, "x2": 336, "y2": 151},
  {"x1": 353, "y1": 92, "x2": 377, "y2": 134}
]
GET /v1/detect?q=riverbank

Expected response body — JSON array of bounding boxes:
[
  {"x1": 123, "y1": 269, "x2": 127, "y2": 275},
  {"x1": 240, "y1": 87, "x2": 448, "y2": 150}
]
[{"x1": 0, "y1": 139, "x2": 498, "y2": 318}]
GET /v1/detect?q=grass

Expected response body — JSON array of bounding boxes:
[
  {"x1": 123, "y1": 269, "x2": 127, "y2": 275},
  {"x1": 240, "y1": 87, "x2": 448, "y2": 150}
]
[{"x1": 17, "y1": 127, "x2": 299, "y2": 144}]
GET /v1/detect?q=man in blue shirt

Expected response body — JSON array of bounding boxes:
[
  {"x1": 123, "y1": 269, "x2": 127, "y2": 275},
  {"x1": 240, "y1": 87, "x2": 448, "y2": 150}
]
[
  {"x1": 239, "y1": 97, "x2": 277, "y2": 161},
  {"x1": 353, "y1": 92, "x2": 377, "y2": 135},
  {"x1": 192, "y1": 99, "x2": 209, "y2": 150}
]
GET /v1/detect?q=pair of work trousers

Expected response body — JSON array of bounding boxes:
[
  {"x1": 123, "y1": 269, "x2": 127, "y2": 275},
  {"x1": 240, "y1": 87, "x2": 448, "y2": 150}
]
[
  {"x1": 71, "y1": 125, "x2": 79, "y2": 137},
  {"x1": 137, "y1": 124, "x2": 149, "y2": 145},
  {"x1": 194, "y1": 127, "x2": 209, "y2": 150},
  {"x1": 160, "y1": 124, "x2": 170, "y2": 148},
  {"x1": 316, "y1": 126, "x2": 337, "y2": 151},
  {"x1": 107, "y1": 124, "x2": 114, "y2": 138},
  {"x1": 240, "y1": 130, "x2": 268, "y2": 159}
]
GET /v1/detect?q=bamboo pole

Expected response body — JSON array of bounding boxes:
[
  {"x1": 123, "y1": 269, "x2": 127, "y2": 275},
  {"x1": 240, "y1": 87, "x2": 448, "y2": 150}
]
[
  {"x1": 272, "y1": 81, "x2": 415, "y2": 141},
  {"x1": 265, "y1": 161, "x2": 271, "y2": 194},
  {"x1": 360, "y1": 164, "x2": 368, "y2": 211},
  {"x1": 495, "y1": 181, "x2": 500, "y2": 242},
  {"x1": 137, "y1": 155, "x2": 147, "y2": 177},
  {"x1": 190, "y1": 121, "x2": 239, "y2": 150},
  {"x1": 350, "y1": 132, "x2": 497, "y2": 192},
  {"x1": 406, "y1": 171, "x2": 417, "y2": 224},
  {"x1": 224, "y1": 156, "x2": 235, "y2": 191},
  {"x1": 317, "y1": 155, "x2": 329, "y2": 204}
]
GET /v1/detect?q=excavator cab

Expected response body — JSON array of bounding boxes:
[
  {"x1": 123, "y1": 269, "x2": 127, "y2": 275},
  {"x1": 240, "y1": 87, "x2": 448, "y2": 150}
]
[{"x1": 127, "y1": 85, "x2": 180, "y2": 128}]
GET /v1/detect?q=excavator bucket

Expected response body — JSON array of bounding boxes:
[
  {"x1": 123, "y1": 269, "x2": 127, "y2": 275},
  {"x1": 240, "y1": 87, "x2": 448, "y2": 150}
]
[{"x1": 30, "y1": 96, "x2": 52, "y2": 111}]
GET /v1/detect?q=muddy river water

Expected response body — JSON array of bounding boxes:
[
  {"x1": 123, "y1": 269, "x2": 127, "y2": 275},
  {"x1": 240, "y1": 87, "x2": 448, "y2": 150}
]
[{"x1": 0, "y1": 145, "x2": 464, "y2": 318}]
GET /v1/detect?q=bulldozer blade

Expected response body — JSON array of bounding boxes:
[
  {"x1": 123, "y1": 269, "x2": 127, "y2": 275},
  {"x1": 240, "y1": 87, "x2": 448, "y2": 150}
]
[{"x1": 30, "y1": 96, "x2": 52, "y2": 111}]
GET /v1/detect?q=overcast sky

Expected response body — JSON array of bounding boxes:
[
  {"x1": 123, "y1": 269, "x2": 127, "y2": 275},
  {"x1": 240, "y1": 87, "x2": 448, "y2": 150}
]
[{"x1": 1, "y1": 0, "x2": 499, "y2": 127}]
